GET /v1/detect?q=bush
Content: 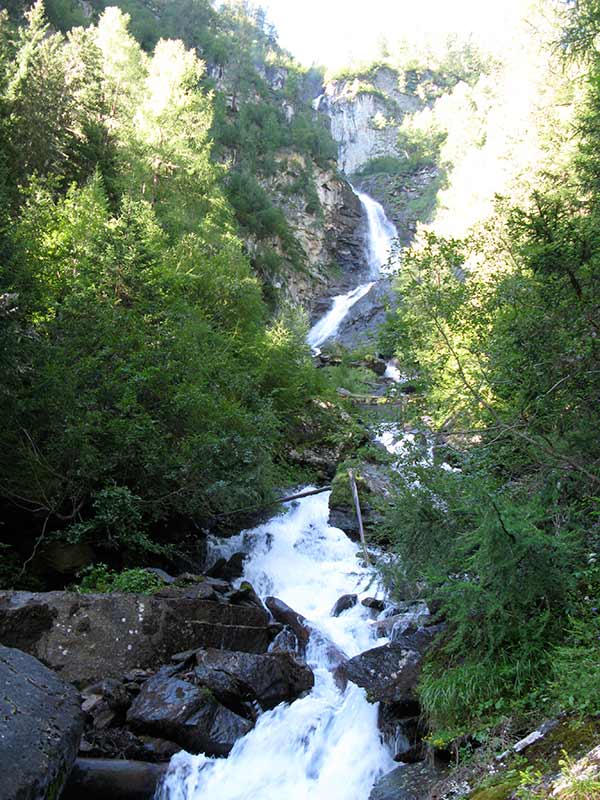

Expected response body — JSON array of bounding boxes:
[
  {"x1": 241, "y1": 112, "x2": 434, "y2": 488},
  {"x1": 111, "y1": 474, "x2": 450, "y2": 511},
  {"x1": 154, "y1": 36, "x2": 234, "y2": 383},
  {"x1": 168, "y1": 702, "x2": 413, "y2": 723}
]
[{"x1": 75, "y1": 563, "x2": 165, "y2": 594}]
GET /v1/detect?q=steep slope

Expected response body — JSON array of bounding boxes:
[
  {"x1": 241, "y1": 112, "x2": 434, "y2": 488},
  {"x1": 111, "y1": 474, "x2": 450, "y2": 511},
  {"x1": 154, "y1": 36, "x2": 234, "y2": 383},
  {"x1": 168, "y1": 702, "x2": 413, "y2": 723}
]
[{"x1": 35, "y1": 0, "x2": 369, "y2": 309}]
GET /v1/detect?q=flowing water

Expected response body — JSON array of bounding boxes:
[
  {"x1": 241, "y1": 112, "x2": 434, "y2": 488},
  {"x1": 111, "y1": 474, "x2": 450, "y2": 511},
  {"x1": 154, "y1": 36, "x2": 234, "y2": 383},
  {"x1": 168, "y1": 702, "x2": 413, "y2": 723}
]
[
  {"x1": 157, "y1": 492, "x2": 395, "y2": 800},
  {"x1": 306, "y1": 191, "x2": 398, "y2": 351},
  {"x1": 158, "y1": 190, "x2": 402, "y2": 800}
]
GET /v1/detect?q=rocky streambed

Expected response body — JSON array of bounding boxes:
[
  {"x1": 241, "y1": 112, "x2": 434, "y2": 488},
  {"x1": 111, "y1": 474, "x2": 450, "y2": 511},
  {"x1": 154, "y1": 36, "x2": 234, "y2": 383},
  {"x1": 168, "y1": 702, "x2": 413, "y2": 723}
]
[{"x1": 0, "y1": 485, "x2": 447, "y2": 800}]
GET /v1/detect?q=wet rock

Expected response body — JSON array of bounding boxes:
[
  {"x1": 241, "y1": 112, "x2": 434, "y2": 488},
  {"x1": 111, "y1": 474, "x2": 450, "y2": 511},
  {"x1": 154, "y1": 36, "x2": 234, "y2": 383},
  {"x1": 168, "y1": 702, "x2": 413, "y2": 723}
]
[
  {"x1": 378, "y1": 709, "x2": 425, "y2": 763},
  {"x1": 193, "y1": 648, "x2": 314, "y2": 710},
  {"x1": 265, "y1": 595, "x2": 347, "y2": 671},
  {"x1": 81, "y1": 678, "x2": 131, "y2": 730},
  {"x1": 353, "y1": 355, "x2": 387, "y2": 376},
  {"x1": 0, "y1": 644, "x2": 84, "y2": 800},
  {"x1": 207, "y1": 552, "x2": 246, "y2": 581},
  {"x1": 266, "y1": 596, "x2": 311, "y2": 647},
  {"x1": 343, "y1": 642, "x2": 422, "y2": 706},
  {"x1": 328, "y1": 508, "x2": 362, "y2": 540},
  {"x1": 310, "y1": 628, "x2": 349, "y2": 671},
  {"x1": 368, "y1": 762, "x2": 445, "y2": 800},
  {"x1": 336, "y1": 278, "x2": 397, "y2": 350},
  {"x1": 63, "y1": 758, "x2": 167, "y2": 800},
  {"x1": 226, "y1": 581, "x2": 265, "y2": 610},
  {"x1": 0, "y1": 590, "x2": 273, "y2": 686},
  {"x1": 268, "y1": 627, "x2": 300, "y2": 656},
  {"x1": 372, "y1": 602, "x2": 430, "y2": 638},
  {"x1": 362, "y1": 597, "x2": 385, "y2": 611},
  {"x1": 391, "y1": 623, "x2": 446, "y2": 654},
  {"x1": 127, "y1": 667, "x2": 252, "y2": 756},
  {"x1": 331, "y1": 593, "x2": 358, "y2": 616}
]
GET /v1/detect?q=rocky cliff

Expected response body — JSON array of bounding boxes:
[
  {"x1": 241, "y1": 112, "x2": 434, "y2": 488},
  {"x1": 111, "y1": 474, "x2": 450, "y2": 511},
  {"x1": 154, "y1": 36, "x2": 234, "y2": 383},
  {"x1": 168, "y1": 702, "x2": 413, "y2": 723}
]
[
  {"x1": 317, "y1": 66, "x2": 420, "y2": 175},
  {"x1": 204, "y1": 47, "x2": 369, "y2": 310},
  {"x1": 255, "y1": 153, "x2": 366, "y2": 306}
]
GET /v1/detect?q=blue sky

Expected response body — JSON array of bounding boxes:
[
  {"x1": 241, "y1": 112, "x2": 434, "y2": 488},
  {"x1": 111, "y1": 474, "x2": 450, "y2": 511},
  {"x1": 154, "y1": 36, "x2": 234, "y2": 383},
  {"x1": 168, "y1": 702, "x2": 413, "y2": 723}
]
[{"x1": 259, "y1": 0, "x2": 527, "y2": 67}]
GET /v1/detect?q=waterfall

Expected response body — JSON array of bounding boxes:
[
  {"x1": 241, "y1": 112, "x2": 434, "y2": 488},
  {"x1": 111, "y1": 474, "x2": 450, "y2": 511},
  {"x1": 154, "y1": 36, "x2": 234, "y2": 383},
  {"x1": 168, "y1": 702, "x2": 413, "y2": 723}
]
[
  {"x1": 355, "y1": 191, "x2": 398, "y2": 277},
  {"x1": 157, "y1": 492, "x2": 395, "y2": 800},
  {"x1": 306, "y1": 192, "x2": 397, "y2": 351}
]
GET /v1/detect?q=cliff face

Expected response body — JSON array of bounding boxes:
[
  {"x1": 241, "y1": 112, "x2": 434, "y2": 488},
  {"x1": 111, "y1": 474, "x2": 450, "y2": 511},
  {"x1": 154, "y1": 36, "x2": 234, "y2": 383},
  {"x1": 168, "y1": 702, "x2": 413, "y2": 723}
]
[
  {"x1": 206, "y1": 59, "x2": 367, "y2": 309},
  {"x1": 253, "y1": 152, "x2": 366, "y2": 307},
  {"x1": 316, "y1": 65, "x2": 447, "y2": 242},
  {"x1": 318, "y1": 67, "x2": 420, "y2": 175}
]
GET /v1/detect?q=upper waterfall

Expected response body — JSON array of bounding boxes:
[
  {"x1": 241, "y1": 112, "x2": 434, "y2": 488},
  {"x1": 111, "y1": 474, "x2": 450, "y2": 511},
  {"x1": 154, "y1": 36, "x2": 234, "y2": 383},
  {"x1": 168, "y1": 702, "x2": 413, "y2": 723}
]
[
  {"x1": 356, "y1": 191, "x2": 398, "y2": 276},
  {"x1": 306, "y1": 191, "x2": 398, "y2": 351}
]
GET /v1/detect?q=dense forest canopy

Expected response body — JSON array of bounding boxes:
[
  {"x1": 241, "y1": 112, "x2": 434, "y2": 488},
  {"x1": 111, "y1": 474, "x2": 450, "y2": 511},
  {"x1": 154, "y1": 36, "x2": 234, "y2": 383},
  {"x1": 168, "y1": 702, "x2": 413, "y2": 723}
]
[
  {"x1": 376, "y1": 0, "x2": 600, "y2": 740},
  {"x1": 0, "y1": 0, "x2": 342, "y2": 586}
]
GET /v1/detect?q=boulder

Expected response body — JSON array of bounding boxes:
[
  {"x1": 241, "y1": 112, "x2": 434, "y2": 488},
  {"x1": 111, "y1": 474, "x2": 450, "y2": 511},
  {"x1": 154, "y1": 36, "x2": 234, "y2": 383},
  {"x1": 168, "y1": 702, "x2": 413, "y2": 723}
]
[
  {"x1": 265, "y1": 596, "x2": 347, "y2": 670},
  {"x1": 266, "y1": 596, "x2": 311, "y2": 648},
  {"x1": 193, "y1": 648, "x2": 314, "y2": 710},
  {"x1": 225, "y1": 581, "x2": 265, "y2": 610},
  {"x1": 63, "y1": 758, "x2": 167, "y2": 800},
  {"x1": 0, "y1": 644, "x2": 84, "y2": 800},
  {"x1": 127, "y1": 667, "x2": 252, "y2": 756},
  {"x1": 0, "y1": 589, "x2": 273, "y2": 686},
  {"x1": 207, "y1": 552, "x2": 246, "y2": 581},
  {"x1": 331, "y1": 593, "x2": 358, "y2": 617},
  {"x1": 268, "y1": 627, "x2": 299, "y2": 656},
  {"x1": 369, "y1": 762, "x2": 445, "y2": 800},
  {"x1": 362, "y1": 597, "x2": 385, "y2": 612},
  {"x1": 372, "y1": 602, "x2": 431, "y2": 639},
  {"x1": 391, "y1": 623, "x2": 445, "y2": 654},
  {"x1": 378, "y1": 710, "x2": 424, "y2": 763},
  {"x1": 81, "y1": 678, "x2": 131, "y2": 730},
  {"x1": 343, "y1": 642, "x2": 422, "y2": 705}
]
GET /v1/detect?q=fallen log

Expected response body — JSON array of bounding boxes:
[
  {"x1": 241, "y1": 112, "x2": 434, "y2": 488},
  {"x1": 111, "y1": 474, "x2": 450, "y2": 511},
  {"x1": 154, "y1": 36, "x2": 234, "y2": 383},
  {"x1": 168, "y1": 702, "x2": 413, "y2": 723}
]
[
  {"x1": 215, "y1": 485, "x2": 331, "y2": 520},
  {"x1": 348, "y1": 469, "x2": 370, "y2": 566},
  {"x1": 63, "y1": 758, "x2": 168, "y2": 800}
]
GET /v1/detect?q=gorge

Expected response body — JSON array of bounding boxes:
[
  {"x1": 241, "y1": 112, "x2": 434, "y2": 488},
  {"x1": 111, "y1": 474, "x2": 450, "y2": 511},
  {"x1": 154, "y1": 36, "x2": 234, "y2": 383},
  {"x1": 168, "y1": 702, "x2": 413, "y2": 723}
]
[{"x1": 0, "y1": 2, "x2": 599, "y2": 800}]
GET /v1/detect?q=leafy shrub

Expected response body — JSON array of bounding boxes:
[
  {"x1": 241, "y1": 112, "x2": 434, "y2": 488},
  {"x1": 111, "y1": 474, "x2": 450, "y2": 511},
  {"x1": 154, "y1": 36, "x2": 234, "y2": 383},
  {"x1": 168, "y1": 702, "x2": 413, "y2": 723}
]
[{"x1": 75, "y1": 563, "x2": 165, "y2": 594}]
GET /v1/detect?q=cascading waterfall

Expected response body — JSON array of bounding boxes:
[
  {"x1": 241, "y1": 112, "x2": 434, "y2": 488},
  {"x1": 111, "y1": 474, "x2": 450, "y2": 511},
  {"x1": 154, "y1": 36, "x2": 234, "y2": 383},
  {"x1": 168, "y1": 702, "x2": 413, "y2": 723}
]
[
  {"x1": 157, "y1": 492, "x2": 395, "y2": 800},
  {"x1": 306, "y1": 191, "x2": 398, "y2": 351},
  {"x1": 157, "y1": 190, "x2": 402, "y2": 800},
  {"x1": 356, "y1": 191, "x2": 398, "y2": 278}
]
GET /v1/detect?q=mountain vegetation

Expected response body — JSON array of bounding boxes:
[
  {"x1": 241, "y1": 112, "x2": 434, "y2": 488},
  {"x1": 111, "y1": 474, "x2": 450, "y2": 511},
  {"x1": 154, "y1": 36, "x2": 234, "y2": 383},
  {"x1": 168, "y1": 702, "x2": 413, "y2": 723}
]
[
  {"x1": 0, "y1": 0, "x2": 598, "y2": 791},
  {"x1": 379, "y1": 0, "x2": 600, "y2": 747},
  {"x1": 0, "y1": 0, "x2": 343, "y2": 588}
]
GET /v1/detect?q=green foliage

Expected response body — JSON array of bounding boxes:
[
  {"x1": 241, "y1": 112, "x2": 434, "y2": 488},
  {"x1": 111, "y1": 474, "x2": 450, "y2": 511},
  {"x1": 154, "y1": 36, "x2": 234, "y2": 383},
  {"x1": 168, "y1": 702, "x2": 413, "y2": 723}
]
[
  {"x1": 549, "y1": 560, "x2": 600, "y2": 716},
  {"x1": 0, "y1": 3, "x2": 325, "y2": 578},
  {"x1": 75, "y1": 562, "x2": 165, "y2": 593},
  {"x1": 380, "y1": 2, "x2": 600, "y2": 742}
]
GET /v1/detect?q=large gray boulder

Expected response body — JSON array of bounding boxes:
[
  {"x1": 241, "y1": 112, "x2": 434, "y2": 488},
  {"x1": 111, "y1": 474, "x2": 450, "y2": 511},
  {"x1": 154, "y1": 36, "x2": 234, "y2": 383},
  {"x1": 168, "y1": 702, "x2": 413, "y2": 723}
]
[
  {"x1": 331, "y1": 593, "x2": 358, "y2": 617},
  {"x1": 369, "y1": 763, "x2": 445, "y2": 800},
  {"x1": 127, "y1": 667, "x2": 253, "y2": 756},
  {"x1": 193, "y1": 648, "x2": 314, "y2": 710},
  {"x1": 127, "y1": 646, "x2": 314, "y2": 756},
  {"x1": 343, "y1": 642, "x2": 422, "y2": 705},
  {"x1": 0, "y1": 590, "x2": 273, "y2": 686},
  {"x1": 0, "y1": 644, "x2": 84, "y2": 800}
]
